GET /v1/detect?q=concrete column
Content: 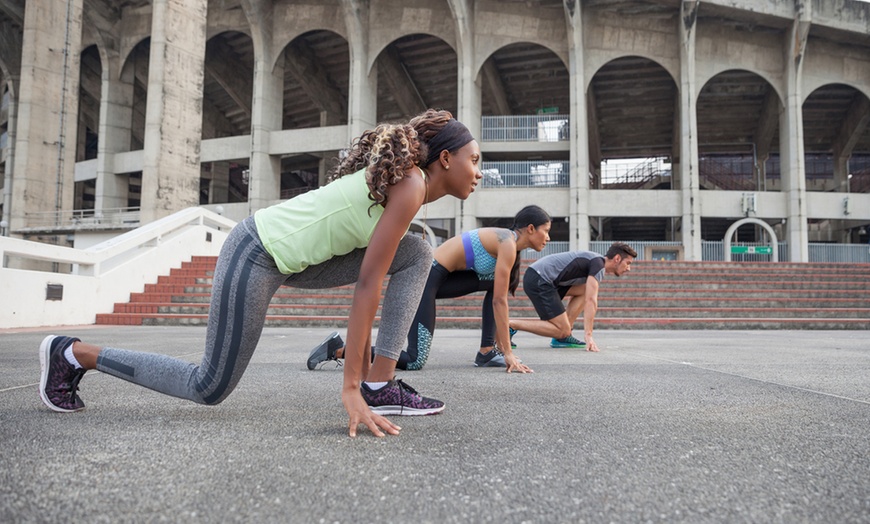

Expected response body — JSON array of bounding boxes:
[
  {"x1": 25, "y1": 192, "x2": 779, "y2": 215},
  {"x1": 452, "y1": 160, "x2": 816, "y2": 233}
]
[
  {"x1": 243, "y1": 0, "x2": 281, "y2": 214},
  {"x1": 205, "y1": 161, "x2": 230, "y2": 203},
  {"x1": 248, "y1": 50, "x2": 282, "y2": 213},
  {"x1": 678, "y1": 1, "x2": 702, "y2": 261},
  {"x1": 139, "y1": 0, "x2": 207, "y2": 223},
  {"x1": 780, "y1": 12, "x2": 811, "y2": 262},
  {"x1": 1, "y1": 78, "x2": 18, "y2": 235},
  {"x1": 833, "y1": 154, "x2": 850, "y2": 193},
  {"x1": 10, "y1": 0, "x2": 84, "y2": 231},
  {"x1": 452, "y1": 0, "x2": 479, "y2": 233},
  {"x1": 566, "y1": 1, "x2": 589, "y2": 250},
  {"x1": 95, "y1": 55, "x2": 135, "y2": 210},
  {"x1": 342, "y1": 0, "x2": 377, "y2": 141}
]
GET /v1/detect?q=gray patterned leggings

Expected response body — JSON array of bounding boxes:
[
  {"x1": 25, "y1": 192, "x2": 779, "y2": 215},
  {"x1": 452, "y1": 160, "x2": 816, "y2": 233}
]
[{"x1": 95, "y1": 216, "x2": 433, "y2": 405}]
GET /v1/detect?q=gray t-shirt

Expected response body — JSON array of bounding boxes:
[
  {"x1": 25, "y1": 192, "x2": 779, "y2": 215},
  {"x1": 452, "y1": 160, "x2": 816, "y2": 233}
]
[{"x1": 529, "y1": 251, "x2": 605, "y2": 287}]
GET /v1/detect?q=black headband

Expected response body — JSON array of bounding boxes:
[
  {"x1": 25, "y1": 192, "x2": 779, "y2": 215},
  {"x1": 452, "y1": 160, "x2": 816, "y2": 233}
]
[{"x1": 423, "y1": 119, "x2": 474, "y2": 167}]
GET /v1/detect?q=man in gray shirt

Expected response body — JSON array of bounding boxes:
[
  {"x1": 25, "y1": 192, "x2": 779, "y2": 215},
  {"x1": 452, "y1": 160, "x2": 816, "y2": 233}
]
[{"x1": 509, "y1": 242, "x2": 636, "y2": 352}]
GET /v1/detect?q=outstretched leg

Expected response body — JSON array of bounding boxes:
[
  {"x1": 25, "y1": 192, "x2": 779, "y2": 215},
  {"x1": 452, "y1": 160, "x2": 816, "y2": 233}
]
[{"x1": 63, "y1": 217, "x2": 286, "y2": 406}]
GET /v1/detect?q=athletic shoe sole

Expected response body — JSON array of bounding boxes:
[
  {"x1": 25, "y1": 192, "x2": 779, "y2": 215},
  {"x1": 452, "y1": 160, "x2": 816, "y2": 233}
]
[{"x1": 369, "y1": 404, "x2": 446, "y2": 416}]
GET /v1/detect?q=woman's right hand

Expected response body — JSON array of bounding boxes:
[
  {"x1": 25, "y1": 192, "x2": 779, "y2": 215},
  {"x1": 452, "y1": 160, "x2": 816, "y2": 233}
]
[
  {"x1": 342, "y1": 387, "x2": 402, "y2": 438},
  {"x1": 504, "y1": 353, "x2": 533, "y2": 374}
]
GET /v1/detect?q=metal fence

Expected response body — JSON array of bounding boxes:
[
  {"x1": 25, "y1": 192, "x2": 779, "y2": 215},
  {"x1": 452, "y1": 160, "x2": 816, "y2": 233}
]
[
  {"x1": 808, "y1": 243, "x2": 870, "y2": 263},
  {"x1": 522, "y1": 240, "x2": 870, "y2": 263},
  {"x1": 481, "y1": 161, "x2": 570, "y2": 188},
  {"x1": 480, "y1": 115, "x2": 570, "y2": 142}
]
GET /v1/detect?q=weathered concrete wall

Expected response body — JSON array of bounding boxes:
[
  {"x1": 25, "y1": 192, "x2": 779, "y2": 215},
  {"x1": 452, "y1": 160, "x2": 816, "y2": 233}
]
[{"x1": 10, "y1": 0, "x2": 83, "y2": 232}]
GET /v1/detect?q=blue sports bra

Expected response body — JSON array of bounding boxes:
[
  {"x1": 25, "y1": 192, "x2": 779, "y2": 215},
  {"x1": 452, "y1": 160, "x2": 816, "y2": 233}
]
[{"x1": 461, "y1": 229, "x2": 498, "y2": 280}]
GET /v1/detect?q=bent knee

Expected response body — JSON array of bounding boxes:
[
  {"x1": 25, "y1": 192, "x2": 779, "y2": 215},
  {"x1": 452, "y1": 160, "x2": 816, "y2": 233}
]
[{"x1": 401, "y1": 234, "x2": 434, "y2": 260}]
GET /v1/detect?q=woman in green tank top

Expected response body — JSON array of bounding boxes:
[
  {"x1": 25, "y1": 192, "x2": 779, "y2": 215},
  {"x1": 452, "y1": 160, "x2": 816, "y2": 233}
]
[{"x1": 39, "y1": 109, "x2": 482, "y2": 439}]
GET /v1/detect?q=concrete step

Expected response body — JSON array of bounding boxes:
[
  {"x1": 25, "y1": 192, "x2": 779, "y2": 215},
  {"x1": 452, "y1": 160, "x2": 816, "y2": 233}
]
[{"x1": 96, "y1": 257, "x2": 870, "y2": 329}]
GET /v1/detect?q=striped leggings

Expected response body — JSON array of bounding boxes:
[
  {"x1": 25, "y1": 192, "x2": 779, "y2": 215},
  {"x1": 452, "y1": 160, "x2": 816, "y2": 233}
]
[{"x1": 95, "y1": 216, "x2": 433, "y2": 405}]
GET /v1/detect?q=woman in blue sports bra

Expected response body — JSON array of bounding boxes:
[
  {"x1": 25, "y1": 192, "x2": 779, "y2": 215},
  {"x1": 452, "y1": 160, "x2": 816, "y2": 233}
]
[{"x1": 397, "y1": 205, "x2": 551, "y2": 372}]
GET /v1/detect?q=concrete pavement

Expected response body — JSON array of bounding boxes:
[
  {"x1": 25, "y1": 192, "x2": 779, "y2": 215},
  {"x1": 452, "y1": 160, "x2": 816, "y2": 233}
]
[{"x1": 1, "y1": 326, "x2": 868, "y2": 523}]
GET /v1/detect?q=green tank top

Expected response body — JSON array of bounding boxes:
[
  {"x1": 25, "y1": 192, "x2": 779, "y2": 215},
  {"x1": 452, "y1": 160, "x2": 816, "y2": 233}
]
[{"x1": 254, "y1": 168, "x2": 384, "y2": 274}]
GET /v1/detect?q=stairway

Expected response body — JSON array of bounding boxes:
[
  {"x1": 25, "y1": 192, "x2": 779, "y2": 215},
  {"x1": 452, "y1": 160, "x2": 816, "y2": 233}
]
[{"x1": 96, "y1": 256, "x2": 870, "y2": 330}]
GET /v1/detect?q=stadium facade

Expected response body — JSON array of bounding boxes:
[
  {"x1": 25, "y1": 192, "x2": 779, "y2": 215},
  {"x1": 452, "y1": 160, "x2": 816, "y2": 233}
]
[{"x1": 1, "y1": 0, "x2": 869, "y2": 262}]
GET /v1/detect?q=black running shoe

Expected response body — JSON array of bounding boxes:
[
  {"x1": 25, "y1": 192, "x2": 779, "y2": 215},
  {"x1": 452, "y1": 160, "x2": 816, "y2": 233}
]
[
  {"x1": 360, "y1": 379, "x2": 445, "y2": 416},
  {"x1": 39, "y1": 335, "x2": 87, "y2": 412},
  {"x1": 307, "y1": 331, "x2": 344, "y2": 370},
  {"x1": 474, "y1": 349, "x2": 506, "y2": 367}
]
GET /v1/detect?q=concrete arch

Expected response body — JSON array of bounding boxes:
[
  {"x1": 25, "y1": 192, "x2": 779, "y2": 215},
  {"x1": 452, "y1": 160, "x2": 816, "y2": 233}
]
[
  {"x1": 368, "y1": 32, "x2": 456, "y2": 76},
  {"x1": 475, "y1": 40, "x2": 568, "y2": 80},
  {"x1": 120, "y1": 37, "x2": 151, "y2": 82},
  {"x1": 120, "y1": 35, "x2": 153, "y2": 78},
  {"x1": 476, "y1": 41, "x2": 569, "y2": 116},
  {"x1": 371, "y1": 33, "x2": 458, "y2": 122},
  {"x1": 696, "y1": 67, "x2": 783, "y2": 108},
  {"x1": 585, "y1": 53, "x2": 678, "y2": 92},
  {"x1": 803, "y1": 78, "x2": 870, "y2": 106},
  {"x1": 273, "y1": 28, "x2": 349, "y2": 72},
  {"x1": 274, "y1": 29, "x2": 349, "y2": 73},
  {"x1": 475, "y1": 40, "x2": 568, "y2": 82},
  {"x1": 723, "y1": 218, "x2": 778, "y2": 262},
  {"x1": 276, "y1": 29, "x2": 350, "y2": 129}
]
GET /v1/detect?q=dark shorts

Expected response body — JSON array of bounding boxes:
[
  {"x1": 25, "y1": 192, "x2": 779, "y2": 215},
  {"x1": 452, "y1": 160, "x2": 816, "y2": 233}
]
[{"x1": 523, "y1": 267, "x2": 570, "y2": 321}]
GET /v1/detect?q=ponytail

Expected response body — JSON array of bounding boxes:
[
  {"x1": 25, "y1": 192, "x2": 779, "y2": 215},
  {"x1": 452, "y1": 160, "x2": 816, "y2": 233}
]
[{"x1": 508, "y1": 205, "x2": 552, "y2": 295}]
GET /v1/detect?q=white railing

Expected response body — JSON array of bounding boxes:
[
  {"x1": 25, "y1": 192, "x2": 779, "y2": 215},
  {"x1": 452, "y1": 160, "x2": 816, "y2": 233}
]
[
  {"x1": 0, "y1": 207, "x2": 237, "y2": 329},
  {"x1": 481, "y1": 114, "x2": 570, "y2": 142},
  {"x1": 22, "y1": 207, "x2": 141, "y2": 230},
  {"x1": 481, "y1": 161, "x2": 570, "y2": 188}
]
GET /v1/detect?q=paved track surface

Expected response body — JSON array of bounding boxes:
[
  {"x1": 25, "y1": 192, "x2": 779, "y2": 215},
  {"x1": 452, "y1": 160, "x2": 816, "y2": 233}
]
[{"x1": 2, "y1": 326, "x2": 868, "y2": 523}]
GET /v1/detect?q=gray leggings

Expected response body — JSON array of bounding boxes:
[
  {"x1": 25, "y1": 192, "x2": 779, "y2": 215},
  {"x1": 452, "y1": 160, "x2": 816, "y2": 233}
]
[{"x1": 96, "y1": 216, "x2": 433, "y2": 405}]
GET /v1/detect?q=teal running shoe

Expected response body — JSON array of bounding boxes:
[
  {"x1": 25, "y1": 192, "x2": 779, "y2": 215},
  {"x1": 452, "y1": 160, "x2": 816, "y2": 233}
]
[{"x1": 550, "y1": 335, "x2": 586, "y2": 349}]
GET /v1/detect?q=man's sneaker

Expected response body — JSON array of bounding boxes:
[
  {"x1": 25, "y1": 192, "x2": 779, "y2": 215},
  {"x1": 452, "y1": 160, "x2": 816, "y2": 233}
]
[
  {"x1": 39, "y1": 335, "x2": 87, "y2": 413},
  {"x1": 550, "y1": 335, "x2": 586, "y2": 349},
  {"x1": 307, "y1": 332, "x2": 344, "y2": 370},
  {"x1": 509, "y1": 327, "x2": 518, "y2": 349},
  {"x1": 474, "y1": 349, "x2": 506, "y2": 367},
  {"x1": 361, "y1": 379, "x2": 445, "y2": 416}
]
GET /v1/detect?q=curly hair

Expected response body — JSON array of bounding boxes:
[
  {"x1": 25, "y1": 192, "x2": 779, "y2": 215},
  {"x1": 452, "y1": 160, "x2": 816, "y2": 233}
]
[{"x1": 328, "y1": 109, "x2": 455, "y2": 210}]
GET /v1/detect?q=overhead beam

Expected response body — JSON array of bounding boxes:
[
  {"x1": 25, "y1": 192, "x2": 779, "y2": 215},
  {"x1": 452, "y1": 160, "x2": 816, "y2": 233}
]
[
  {"x1": 480, "y1": 58, "x2": 512, "y2": 115},
  {"x1": 284, "y1": 39, "x2": 346, "y2": 117},
  {"x1": 832, "y1": 94, "x2": 870, "y2": 159},
  {"x1": 0, "y1": 19, "x2": 22, "y2": 80},
  {"x1": 0, "y1": 0, "x2": 25, "y2": 26},
  {"x1": 201, "y1": 95, "x2": 239, "y2": 139},
  {"x1": 377, "y1": 44, "x2": 426, "y2": 117},
  {"x1": 83, "y1": 0, "x2": 119, "y2": 38},
  {"x1": 205, "y1": 37, "x2": 253, "y2": 119},
  {"x1": 753, "y1": 87, "x2": 780, "y2": 160}
]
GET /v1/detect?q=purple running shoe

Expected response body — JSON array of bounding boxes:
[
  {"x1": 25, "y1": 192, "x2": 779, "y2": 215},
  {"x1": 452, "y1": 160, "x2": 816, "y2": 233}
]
[
  {"x1": 361, "y1": 379, "x2": 445, "y2": 416},
  {"x1": 39, "y1": 335, "x2": 87, "y2": 412}
]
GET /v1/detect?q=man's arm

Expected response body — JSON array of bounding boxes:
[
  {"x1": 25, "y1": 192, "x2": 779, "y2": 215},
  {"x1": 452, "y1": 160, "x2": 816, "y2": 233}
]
[{"x1": 582, "y1": 276, "x2": 601, "y2": 352}]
